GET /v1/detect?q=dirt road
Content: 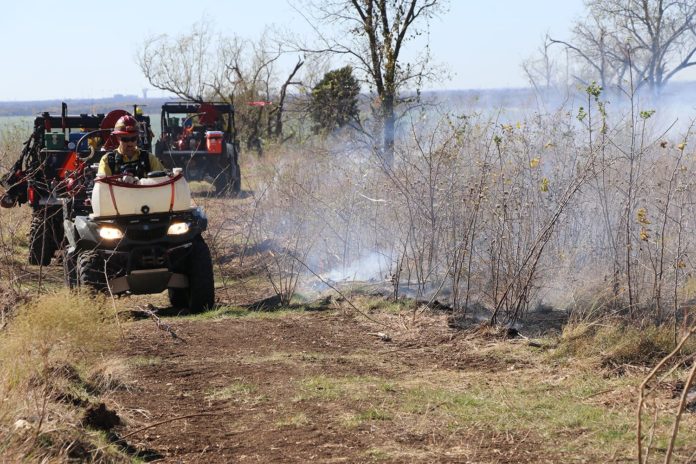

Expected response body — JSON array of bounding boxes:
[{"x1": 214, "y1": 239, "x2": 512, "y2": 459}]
[{"x1": 108, "y1": 307, "x2": 564, "y2": 463}]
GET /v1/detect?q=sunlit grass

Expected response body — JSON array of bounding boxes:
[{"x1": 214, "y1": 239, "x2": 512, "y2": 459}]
[
  {"x1": 0, "y1": 290, "x2": 118, "y2": 388},
  {"x1": 0, "y1": 290, "x2": 128, "y2": 461},
  {"x1": 554, "y1": 322, "x2": 696, "y2": 366},
  {"x1": 275, "y1": 412, "x2": 312, "y2": 428},
  {"x1": 206, "y1": 380, "x2": 266, "y2": 403},
  {"x1": 188, "y1": 305, "x2": 307, "y2": 320},
  {"x1": 129, "y1": 356, "x2": 163, "y2": 367}
]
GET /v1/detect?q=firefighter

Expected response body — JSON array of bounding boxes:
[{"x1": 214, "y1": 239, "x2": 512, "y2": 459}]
[{"x1": 97, "y1": 115, "x2": 164, "y2": 179}]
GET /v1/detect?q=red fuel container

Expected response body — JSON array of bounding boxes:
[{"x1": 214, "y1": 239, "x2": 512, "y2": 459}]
[{"x1": 205, "y1": 131, "x2": 224, "y2": 154}]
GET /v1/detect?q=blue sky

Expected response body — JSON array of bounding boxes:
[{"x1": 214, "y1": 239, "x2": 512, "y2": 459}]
[{"x1": 1, "y1": 0, "x2": 590, "y2": 101}]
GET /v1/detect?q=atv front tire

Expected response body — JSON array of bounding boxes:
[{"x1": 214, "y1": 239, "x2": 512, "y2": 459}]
[
  {"x1": 168, "y1": 287, "x2": 189, "y2": 309},
  {"x1": 76, "y1": 250, "x2": 107, "y2": 292},
  {"x1": 168, "y1": 237, "x2": 215, "y2": 313}
]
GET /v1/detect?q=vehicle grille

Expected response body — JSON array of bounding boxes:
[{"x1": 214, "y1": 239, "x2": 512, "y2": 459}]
[{"x1": 126, "y1": 225, "x2": 168, "y2": 241}]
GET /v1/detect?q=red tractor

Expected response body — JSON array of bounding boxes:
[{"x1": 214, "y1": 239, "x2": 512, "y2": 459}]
[{"x1": 154, "y1": 102, "x2": 241, "y2": 196}]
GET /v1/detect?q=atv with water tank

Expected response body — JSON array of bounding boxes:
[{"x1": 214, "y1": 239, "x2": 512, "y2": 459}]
[
  {"x1": 62, "y1": 168, "x2": 215, "y2": 312},
  {"x1": 0, "y1": 103, "x2": 216, "y2": 312}
]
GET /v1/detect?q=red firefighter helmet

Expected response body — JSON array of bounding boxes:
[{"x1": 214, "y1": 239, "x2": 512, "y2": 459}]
[{"x1": 112, "y1": 115, "x2": 139, "y2": 136}]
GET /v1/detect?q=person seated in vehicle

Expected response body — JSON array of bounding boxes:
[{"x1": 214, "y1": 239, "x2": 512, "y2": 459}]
[{"x1": 97, "y1": 115, "x2": 164, "y2": 179}]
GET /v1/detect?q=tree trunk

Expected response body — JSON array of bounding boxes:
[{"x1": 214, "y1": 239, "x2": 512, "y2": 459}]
[
  {"x1": 274, "y1": 59, "x2": 304, "y2": 140},
  {"x1": 382, "y1": 96, "x2": 395, "y2": 168}
]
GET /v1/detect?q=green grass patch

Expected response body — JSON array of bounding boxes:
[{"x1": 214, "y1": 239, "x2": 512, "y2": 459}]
[
  {"x1": 295, "y1": 374, "x2": 386, "y2": 402},
  {"x1": 341, "y1": 407, "x2": 393, "y2": 428},
  {"x1": 275, "y1": 412, "x2": 312, "y2": 428},
  {"x1": 239, "y1": 350, "x2": 382, "y2": 372},
  {"x1": 356, "y1": 407, "x2": 393, "y2": 422},
  {"x1": 365, "y1": 447, "x2": 392, "y2": 461},
  {"x1": 379, "y1": 381, "x2": 397, "y2": 393},
  {"x1": 400, "y1": 372, "x2": 636, "y2": 453},
  {"x1": 206, "y1": 379, "x2": 257, "y2": 401},
  {"x1": 278, "y1": 335, "x2": 695, "y2": 460},
  {"x1": 363, "y1": 296, "x2": 413, "y2": 314},
  {"x1": 296, "y1": 374, "x2": 346, "y2": 400},
  {"x1": 191, "y1": 304, "x2": 307, "y2": 320},
  {"x1": 241, "y1": 351, "x2": 298, "y2": 365}
]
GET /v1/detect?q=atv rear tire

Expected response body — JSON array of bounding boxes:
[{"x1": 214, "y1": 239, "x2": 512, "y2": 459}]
[
  {"x1": 29, "y1": 207, "x2": 62, "y2": 266},
  {"x1": 232, "y1": 161, "x2": 241, "y2": 193},
  {"x1": 213, "y1": 171, "x2": 231, "y2": 197},
  {"x1": 213, "y1": 167, "x2": 240, "y2": 197},
  {"x1": 76, "y1": 250, "x2": 107, "y2": 292},
  {"x1": 168, "y1": 237, "x2": 215, "y2": 313},
  {"x1": 215, "y1": 163, "x2": 241, "y2": 196}
]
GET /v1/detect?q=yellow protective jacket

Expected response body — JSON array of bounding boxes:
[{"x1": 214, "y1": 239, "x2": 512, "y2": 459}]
[{"x1": 97, "y1": 148, "x2": 164, "y2": 177}]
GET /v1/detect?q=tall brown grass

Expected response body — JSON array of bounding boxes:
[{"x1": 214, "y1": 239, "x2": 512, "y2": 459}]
[{"x1": 0, "y1": 290, "x2": 124, "y2": 462}]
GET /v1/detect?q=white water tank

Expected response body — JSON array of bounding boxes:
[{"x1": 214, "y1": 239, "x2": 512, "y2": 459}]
[{"x1": 91, "y1": 172, "x2": 192, "y2": 217}]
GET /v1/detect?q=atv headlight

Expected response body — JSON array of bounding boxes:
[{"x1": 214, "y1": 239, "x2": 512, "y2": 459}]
[
  {"x1": 167, "y1": 222, "x2": 190, "y2": 235},
  {"x1": 99, "y1": 226, "x2": 124, "y2": 240}
]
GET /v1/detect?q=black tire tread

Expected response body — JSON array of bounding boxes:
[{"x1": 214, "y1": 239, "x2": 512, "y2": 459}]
[
  {"x1": 63, "y1": 251, "x2": 77, "y2": 288},
  {"x1": 188, "y1": 237, "x2": 215, "y2": 313},
  {"x1": 76, "y1": 250, "x2": 107, "y2": 292},
  {"x1": 28, "y1": 207, "x2": 61, "y2": 266},
  {"x1": 168, "y1": 287, "x2": 189, "y2": 308},
  {"x1": 232, "y1": 162, "x2": 241, "y2": 193}
]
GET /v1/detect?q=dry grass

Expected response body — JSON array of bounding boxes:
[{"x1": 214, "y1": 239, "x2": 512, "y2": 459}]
[
  {"x1": 226, "y1": 308, "x2": 695, "y2": 461},
  {"x1": 0, "y1": 290, "x2": 130, "y2": 462},
  {"x1": 1, "y1": 99, "x2": 696, "y2": 460},
  {"x1": 0, "y1": 291, "x2": 117, "y2": 385},
  {"x1": 555, "y1": 321, "x2": 696, "y2": 368}
]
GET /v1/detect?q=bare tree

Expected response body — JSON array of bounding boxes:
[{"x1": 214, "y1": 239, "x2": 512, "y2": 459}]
[
  {"x1": 295, "y1": 0, "x2": 445, "y2": 166},
  {"x1": 522, "y1": 40, "x2": 566, "y2": 92},
  {"x1": 138, "y1": 21, "x2": 216, "y2": 102},
  {"x1": 138, "y1": 22, "x2": 305, "y2": 145},
  {"x1": 549, "y1": 0, "x2": 696, "y2": 94},
  {"x1": 270, "y1": 58, "x2": 305, "y2": 142}
]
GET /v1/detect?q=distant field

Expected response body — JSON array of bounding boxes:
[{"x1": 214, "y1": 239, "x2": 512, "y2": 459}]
[
  {"x1": 0, "y1": 114, "x2": 162, "y2": 139},
  {"x1": 0, "y1": 115, "x2": 32, "y2": 132}
]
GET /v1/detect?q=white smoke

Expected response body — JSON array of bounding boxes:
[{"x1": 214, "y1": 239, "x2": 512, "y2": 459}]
[{"x1": 323, "y1": 251, "x2": 391, "y2": 282}]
